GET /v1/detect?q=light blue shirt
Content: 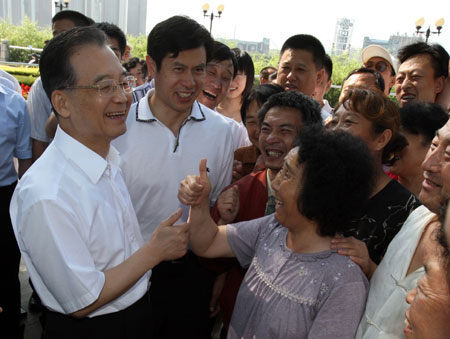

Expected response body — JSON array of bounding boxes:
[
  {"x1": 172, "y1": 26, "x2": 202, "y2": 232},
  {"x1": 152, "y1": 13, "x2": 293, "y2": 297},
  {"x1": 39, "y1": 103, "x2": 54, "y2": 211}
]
[{"x1": 0, "y1": 83, "x2": 32, "y2": 186}]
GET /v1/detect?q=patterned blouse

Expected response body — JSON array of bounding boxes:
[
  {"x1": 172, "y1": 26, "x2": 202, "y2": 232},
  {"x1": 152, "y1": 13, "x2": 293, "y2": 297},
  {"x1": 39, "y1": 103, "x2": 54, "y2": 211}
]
[
  {"x1": 227, "y1": 215, "x2": 368, "y2": 339},
  {"x1": 343, "y1": 179, "x2": 421, "y2": 264}
]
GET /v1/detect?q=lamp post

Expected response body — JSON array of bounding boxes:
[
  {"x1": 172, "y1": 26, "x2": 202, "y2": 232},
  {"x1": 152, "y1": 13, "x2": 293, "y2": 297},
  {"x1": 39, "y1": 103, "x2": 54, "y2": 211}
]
[
  {"x1": 202, "y1": 3, "x2": 224, "y2": 34},
  {"x1": 415, "y1": 17, "x2": 445, "y2": 43},
  {"x1": 54, "y1": 0, "x2": 69, "y2": 12}
]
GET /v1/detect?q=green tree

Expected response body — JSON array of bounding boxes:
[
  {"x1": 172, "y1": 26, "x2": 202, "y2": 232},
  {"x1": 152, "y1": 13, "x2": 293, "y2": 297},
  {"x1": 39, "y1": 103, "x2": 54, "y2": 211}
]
[
  {"x1": 0, "y1": 16, "x2": 51, "y2": 62},
  {"x1": 126, "y1": 34, "x2": 147, "y2": 60}
]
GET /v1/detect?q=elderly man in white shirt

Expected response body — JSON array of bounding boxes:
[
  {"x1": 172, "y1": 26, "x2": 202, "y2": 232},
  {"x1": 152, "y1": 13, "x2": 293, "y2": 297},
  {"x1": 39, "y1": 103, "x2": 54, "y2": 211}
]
[{"x1": 10, "y1": 26, "x2": 189, "y2": 339}]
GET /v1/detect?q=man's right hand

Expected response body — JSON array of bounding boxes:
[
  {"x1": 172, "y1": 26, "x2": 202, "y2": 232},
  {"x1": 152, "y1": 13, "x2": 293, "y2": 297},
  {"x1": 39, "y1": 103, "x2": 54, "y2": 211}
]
[
  {"x1": 148, "y1": 209, "x2": 189, "y2": 262},
  {"x1": 217, "y1": 185, "x2": 239, "y2": 224}
]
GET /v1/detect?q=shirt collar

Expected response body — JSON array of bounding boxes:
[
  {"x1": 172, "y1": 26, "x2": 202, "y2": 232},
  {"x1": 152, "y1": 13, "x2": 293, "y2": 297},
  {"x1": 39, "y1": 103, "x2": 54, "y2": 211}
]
[
  {"x1": 53, "y1": 126, "x2": 121, "y2": 184},
  {"x1": 136, "y1": 89, "x2": 205, "y2": 123}
]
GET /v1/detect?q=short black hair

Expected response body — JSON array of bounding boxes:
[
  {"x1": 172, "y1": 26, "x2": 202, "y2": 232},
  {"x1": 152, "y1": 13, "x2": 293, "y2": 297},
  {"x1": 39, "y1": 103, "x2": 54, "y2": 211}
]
[
  {"x1": 398, "y1": 42, "x2": 449, "y2": 78},
  {"x1": 323, "y1": 54, "x2": 333, "y2": 81},
  {"x1": 258, "y1": 90, "x2": 322, "y2": 127},
  {"x1": 343, "y1": 67, "x2": 385, "y2": 93},
  {"x1": 122, "y1": 57, "x2": 141, "y2": 72},
  {"x1": 296, "y1": 125, "x2": 375, "y2": 236},
  {"x1": 94, "y1": 22, "x2": 127, "y2": 57},
  {"x1": 240, "y1": 83, "x2": 284, "y2": 123},
  {"x1": 280, "y1": 34, "x2": 326, "y2": 70},
  {"x1": 52, "y1": 10, "x2": 94, "y2": 26},
  {"x1": 40, "y1": 26, "x2": 108, "y2": 111},
  {"x1": 232, "y1": 48, "x2": 255, "y2": 101},
  {"x1": 211, "y1": 41, "x2": 238, "y2": 78},
  {"x1": 147, "y1": 16, "x2": 213, "y2": 71},
  {"x1": 400, "y1": 102, "x2": 449, "y2": 146}
]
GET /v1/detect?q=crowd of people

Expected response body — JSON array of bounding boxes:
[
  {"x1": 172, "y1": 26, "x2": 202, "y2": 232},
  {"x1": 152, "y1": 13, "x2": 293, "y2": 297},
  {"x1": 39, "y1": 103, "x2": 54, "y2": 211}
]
[{"x1": 1, "y1": 8, "x2": 450, "y2": 339}]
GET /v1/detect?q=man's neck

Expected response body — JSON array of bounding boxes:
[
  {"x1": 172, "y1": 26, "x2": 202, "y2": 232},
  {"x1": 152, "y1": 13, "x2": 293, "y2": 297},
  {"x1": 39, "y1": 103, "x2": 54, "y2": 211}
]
[{"x1": 149, "y1": 92, "x2": 193, "y2": 137}]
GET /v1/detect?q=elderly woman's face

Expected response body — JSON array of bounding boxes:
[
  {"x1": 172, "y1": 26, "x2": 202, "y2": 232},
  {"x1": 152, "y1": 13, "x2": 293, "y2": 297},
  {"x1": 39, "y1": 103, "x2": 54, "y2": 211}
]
[
  {"x1": 330, "y1": 106, "x2": 379, "y2": 153},
  {"x1": 271, "y1": 147, "x2": 303, "y2": 227},
  {"x1": 404, "y1": 257, "x2": 450, "y2": 338}
]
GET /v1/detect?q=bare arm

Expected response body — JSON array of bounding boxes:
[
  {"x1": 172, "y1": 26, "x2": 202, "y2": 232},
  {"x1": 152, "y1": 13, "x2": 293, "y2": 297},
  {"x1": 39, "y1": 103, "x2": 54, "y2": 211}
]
[
  {"x1": 32, "y1": 139, "x2": 48, "y2": 162},
  {"x1": 18, "y1": 158, "x2": 32, "y2": 179},
  {"x1": 71, "y1": 209, "x2": 189, "y2": 318},
  {"x1": 178, "y1": 159, "x2": 235, "y2": 259}
]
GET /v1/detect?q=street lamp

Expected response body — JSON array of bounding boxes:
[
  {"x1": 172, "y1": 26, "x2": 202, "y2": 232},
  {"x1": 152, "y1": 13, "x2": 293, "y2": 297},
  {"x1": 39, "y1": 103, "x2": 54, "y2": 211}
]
[
  {"x1": 415, "y1": 17, "x2": 445, "y2": 43},
  {"x1": 55, "y1": 0, "x2": 69, "y2": 12},
  {"x1": 202, "y1": 3, "x2": 224, "y2": 34}
]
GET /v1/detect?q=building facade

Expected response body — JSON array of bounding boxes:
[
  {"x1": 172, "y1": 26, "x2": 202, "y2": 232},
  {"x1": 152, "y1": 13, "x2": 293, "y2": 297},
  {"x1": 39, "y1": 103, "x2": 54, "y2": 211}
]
[{"x1": 332, "y1": 18, "x2": 354, "y2": 55}]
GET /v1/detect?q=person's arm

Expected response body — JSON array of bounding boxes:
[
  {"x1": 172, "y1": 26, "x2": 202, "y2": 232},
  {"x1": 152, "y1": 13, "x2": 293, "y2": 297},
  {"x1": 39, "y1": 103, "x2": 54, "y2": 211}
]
[
  {"x1": 45, "y1": 113, "x2": 58, "y2": 139},
  {"x1": 31, "y1": 139, "x2": 49, "y2": 162},
  {"x1": 330, "y1": 236, "x2": 377, "y2": 279},
  {"x1": 178, "y1": 159, "x2": 234, "y2": 258},
  {"x1": 71, "y1": 209, "x2": 189, "y2": 318},
  {"x1": 18, "y1": 159, "x2": 32, "y2": 179}
]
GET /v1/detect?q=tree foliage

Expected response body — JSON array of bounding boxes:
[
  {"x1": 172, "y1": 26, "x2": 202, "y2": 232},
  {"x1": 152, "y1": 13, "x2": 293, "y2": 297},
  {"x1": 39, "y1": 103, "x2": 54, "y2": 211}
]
[
  {"x1": 0, "y1": 16, "x2": 51, "y2": 63},
  {"x1": 126, "y1": 34, "x2": 147, "y2": 60}
]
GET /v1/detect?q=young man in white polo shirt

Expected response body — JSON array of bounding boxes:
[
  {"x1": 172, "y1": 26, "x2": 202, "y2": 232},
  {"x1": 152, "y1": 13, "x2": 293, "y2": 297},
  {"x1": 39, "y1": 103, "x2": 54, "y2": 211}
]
[
  {"x1": 10, "y1": 26, "x2": 189, "y2": 338},
  {"x1": 113, "y1": 16, "x2": 234, "y2": 339}
]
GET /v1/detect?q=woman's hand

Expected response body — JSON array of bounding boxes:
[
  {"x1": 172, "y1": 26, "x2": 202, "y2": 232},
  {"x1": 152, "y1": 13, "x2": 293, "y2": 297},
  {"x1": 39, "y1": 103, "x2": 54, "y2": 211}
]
[
  {"x1": 330, "y1": 236, "x2": 377, "y2": 279},
  {"x1": 178, "y1": 159, "x2": 211, "y2": 207}
]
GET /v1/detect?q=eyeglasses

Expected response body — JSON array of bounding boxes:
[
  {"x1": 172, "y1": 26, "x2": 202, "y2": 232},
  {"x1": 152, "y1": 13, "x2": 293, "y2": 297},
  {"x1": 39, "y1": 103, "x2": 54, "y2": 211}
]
[
  {"x1": 365, "y1": 60, "x2": 389, "y2": 73},
  {"x1": 61, "y1": 76, "x2": 136, "y2": 98}
]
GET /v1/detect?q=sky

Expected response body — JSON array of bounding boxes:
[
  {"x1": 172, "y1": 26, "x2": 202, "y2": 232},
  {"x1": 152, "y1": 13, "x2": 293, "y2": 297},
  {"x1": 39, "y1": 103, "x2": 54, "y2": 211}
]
[{"x1": 146, "y1": 0, "x2": 450, "y2": 53}]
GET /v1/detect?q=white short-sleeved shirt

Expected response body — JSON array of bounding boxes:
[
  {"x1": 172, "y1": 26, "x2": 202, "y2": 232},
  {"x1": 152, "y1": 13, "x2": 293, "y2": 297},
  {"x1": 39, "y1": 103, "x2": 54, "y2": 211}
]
[
  {"x1": 113, "y1": 90, "x2": 234, "y2": 241},
  {"x1": 10, "y1": 126, "x2": 149, "y2": 317},
  {"x1": 26, "y1": 76, "x2": 53, "y2": 142}
]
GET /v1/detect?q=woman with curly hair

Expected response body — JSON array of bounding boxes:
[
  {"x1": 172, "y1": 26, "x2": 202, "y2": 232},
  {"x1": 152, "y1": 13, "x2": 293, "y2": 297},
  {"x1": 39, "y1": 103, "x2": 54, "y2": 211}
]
[
  {"x1": 178, "y1": 125, "x2": 375, "y2": 338},
  {"x1": 329, "y1": 88, "x2": 421, "y2": 274}
]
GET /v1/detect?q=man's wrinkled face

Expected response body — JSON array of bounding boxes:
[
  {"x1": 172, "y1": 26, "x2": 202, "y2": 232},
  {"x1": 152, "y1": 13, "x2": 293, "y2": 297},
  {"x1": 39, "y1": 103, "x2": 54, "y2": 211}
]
[
  {"x1": 198, "y1": 59, "x2": 234, "y2": 109},
  {"x1": 419, "y1": 121, "x2": 450, "y2": 213},
  {"x1": 404, "y1": 257, "x2": 450, "y2": 338},
  {"x1": 395, "y1": 54, "x2": 444, "y2": 107}
]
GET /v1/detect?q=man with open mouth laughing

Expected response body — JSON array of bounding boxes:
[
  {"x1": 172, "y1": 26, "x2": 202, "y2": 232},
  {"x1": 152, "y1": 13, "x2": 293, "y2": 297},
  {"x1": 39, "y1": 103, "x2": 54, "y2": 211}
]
[{"x1": 395, "y1": 42, "x2": 449, "y2": 107}]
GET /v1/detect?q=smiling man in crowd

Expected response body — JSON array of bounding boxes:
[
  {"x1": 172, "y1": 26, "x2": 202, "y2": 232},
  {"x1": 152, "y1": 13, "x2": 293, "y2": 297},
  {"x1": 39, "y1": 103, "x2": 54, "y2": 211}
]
[
  {"x1": 113, "y1": 16, "x2": 234, "y2": 338},
  {"x1": 395, "y1": 42, "x2": 449, "y2": 107},
  {"x1": 10, "y1": 26, "x2": 189, "y2": 338}
]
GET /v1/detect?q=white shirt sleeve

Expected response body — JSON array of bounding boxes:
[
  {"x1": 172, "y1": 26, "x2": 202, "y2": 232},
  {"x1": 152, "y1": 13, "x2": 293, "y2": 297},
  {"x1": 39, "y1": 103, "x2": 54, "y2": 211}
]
[
  {"x1": 26, "y1": 77, "x2": 52, "y2": 142},
  {"x1": 16, "y1": 198, "x2": 105, "y2": 314}
]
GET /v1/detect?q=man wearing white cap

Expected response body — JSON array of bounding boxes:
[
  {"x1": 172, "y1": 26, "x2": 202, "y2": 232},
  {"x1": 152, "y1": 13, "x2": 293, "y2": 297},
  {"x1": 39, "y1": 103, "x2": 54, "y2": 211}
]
[{"x1": 362, "y1": 45, "x2": 396, "y2": 96}]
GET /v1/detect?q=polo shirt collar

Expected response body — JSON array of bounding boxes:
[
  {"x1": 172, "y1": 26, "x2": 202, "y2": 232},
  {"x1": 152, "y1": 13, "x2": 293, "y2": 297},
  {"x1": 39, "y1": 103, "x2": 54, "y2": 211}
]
[
  {"x1": 53, "y1": 126, "x2": 120, "y2": 184},
  {"x1": 136, "y1": 89, "x2": 205, "y2": 123}
]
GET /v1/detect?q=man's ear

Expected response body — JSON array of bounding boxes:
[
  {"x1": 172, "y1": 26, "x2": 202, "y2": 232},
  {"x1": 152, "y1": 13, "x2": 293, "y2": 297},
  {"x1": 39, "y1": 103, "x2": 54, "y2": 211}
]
[
  {"x1": 146, "y1": 55, "x2": 157, "y2": 78},
  {"x1": 325, "y1": 78, "x2": 332, "y2": 93},
  {"x1": 316, "y1": 68, "x2": 325, "y2": 86},
  {"x1": 51, "y1": 90, "x2": 71, "y2": 119},
  {"x1": 435, "y1": 76, "x2": 445, "y2": 95}
]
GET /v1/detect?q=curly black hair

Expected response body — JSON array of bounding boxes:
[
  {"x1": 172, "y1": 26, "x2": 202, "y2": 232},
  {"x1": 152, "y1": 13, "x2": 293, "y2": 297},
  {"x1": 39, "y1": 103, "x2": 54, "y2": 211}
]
[{"x1": 295, "y1": 125, "x2": 375, "y2": 236}]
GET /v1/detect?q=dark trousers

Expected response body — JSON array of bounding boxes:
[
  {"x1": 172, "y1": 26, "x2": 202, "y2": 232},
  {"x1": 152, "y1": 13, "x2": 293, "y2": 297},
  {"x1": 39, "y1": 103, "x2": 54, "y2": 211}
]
[
  {"x1": 42, "y1": 291, "x2": 152, "y2": 339},
  {"x1": 149, "y1": 251, "x2": 216, "y2": 339},
  {"x1": 0, "y1": 181, "x2": 21, "y2": 339}
]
